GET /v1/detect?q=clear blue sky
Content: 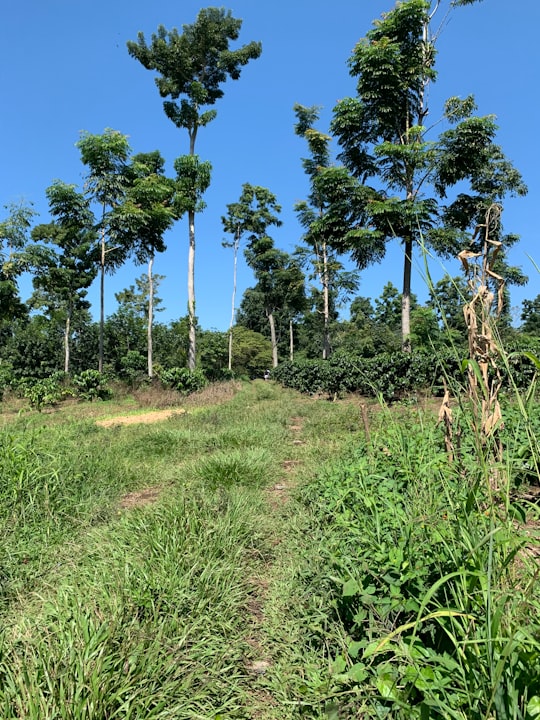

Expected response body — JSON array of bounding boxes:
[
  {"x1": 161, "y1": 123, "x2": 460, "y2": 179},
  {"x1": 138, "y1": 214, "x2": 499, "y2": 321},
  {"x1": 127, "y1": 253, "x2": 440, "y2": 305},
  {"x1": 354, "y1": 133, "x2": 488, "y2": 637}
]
[{"x1": 1, "y1": 0, "x2": 538, "y2": 330}]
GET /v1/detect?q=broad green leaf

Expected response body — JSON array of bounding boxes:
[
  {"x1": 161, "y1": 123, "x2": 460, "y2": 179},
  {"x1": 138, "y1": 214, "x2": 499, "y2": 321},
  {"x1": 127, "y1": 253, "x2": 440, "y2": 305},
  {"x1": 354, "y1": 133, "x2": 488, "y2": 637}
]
[
  {"x1": 348, "y1": 640, "x2": 364, "y2": 659},
  {"x1": 342, "y1": 578, "x2": 360, "y2": 597},
  {"x1": 347, "y1": 662, "x2": 368, "y2": 683},
  {"x1": 527, "y1": 697, "x2": 540, "y2": 717}
]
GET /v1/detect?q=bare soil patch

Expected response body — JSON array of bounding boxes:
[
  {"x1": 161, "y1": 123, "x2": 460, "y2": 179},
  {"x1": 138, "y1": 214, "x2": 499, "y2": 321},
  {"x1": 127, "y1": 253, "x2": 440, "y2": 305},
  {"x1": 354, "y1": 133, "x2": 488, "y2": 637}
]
[
  {"x1": 96, "y1": 408, "x2": 186, "y2": 428},
  {"x1": 119, "y1": 486, "x2": 163, "y2": 510}
]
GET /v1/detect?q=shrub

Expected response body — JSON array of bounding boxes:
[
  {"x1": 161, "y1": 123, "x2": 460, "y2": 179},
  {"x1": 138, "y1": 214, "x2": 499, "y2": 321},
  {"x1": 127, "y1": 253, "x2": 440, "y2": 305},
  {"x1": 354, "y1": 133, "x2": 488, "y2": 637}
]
[
  {"x1": 72, "y1": 370, "x2": 111, "y2": 401},
  {"x1": 14, "y1": 374, "x2": 70, "y2": 411},
  {"x1": 157, "y1": 367, "x2": 207, "y2": 395},
  {"x1": 119, "y1": 350, "x2": 148, "y2": 387},
  {"x1": 272, "y1": 349, "x2": 526, "y2": 400}
]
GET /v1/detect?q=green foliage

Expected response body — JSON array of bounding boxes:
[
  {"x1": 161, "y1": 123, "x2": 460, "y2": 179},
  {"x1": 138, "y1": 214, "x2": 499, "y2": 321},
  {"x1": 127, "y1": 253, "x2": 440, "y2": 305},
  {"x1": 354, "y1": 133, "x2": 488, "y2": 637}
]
[
  {"x1": 172, "y1": 154, "x2": 212, "y2": 215},
  {"x1": 330, "y1": 0, "x2": 526, "y2": 348},
  {"x1": 0, "y1": 364, "x2": 14, "y2": 401},
  {"x1": 157, "y1": 366, "x2": 207, "y2": 394},
  {"x1": 15, "y1": 375, "x2": 67, "y2": 411},
  {"x1": 72, "y1": 369, "x2": 111, "y2": 401},
  {"x1": 76, "y1": 128, "x2": 130, "y2": 212},
  {"x1": 273, "y1": 350, "x2": 462, "y2": 400},
  {"x1": 292, "y1": 412, "x2": 540, "y2": 718},
  {"x1": 110, "y1": 151, "x2": 176, "y2": 263},
  {"x1": 521, "y1": 294, "x2": 540, "y2": 335},
  {"x1": 127, "y1": 8, "x2": 261, "y2": 136},
  {"x1": 0, "y1": 200, "x2": 37, "y2": 257},
  {"x1": 119, "y1": 350, "x2": 148, "y2": 387},
  {"x1": 273, "y1": 342, "x2": 540, "y2": 400}
]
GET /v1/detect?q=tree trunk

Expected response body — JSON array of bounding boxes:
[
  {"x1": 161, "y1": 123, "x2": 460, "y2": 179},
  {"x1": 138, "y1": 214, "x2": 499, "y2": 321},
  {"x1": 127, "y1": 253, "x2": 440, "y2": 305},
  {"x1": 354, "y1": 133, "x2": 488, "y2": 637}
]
[
  {"x1": 322, "y1": 240, "x2": 331, "y2": 360},
  {"x1": 289, "y1": 318, "x2": 294, "y2": 362},
  {"x1": 64, "y1": 309, "x2": 71, "y2": 374},
  {"x1": 187, "y1": 209, "x2": 196, "y2": 370},
  {"x1": 402, "y1": 235, "x2": 412, "y2": 353},
  {"x1": 147, "y1": 256, "x2": 154, "y2": 378},
  {"x1": 228, "y1": 232, "x2": 239, "y2": 371},
  {"x1": 99, "y1": 228, "x2": 105, "y2": 372},
  {"x1": 268, "y1": 311, "x2": 278, "y2": 368}
]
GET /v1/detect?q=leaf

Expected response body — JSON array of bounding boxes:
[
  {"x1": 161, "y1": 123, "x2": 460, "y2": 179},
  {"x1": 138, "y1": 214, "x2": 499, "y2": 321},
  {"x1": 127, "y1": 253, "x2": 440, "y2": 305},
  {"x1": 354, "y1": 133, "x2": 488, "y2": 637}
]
[
  {"x1": 348, "y1": 640, "x2": 364, "y2": 659},
  {"x1": 523, "y1": 351, "x2": 540, "y2": 371},
  {"x1": 462, "y1": 358, "x2": 488, "y2": 399},
  {"x1": 375, "y1": 671, "x2": 399, "y2": 700},
  {"x1": 330, "y1": 655, "x2": 347, "y2": 674},
  {"x1": 347, "y1": 662, "x2": 368, "y2": 683},
  {"x1": 527, "y1": 697, "x2": 540, "y2": 717},
  {"x1": 366, "y1": 610, "x2": 473, "y2": 657},
  {"x1": 342, "y1": 578, "x2": 360, "y2": 597}
]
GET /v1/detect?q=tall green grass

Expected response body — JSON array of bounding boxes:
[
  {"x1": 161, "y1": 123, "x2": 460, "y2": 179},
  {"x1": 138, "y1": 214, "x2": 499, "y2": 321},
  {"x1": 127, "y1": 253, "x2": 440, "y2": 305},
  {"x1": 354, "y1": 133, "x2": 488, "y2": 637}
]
[
  {"x1": 0, "y1": 488, "x2": 265, "y2": 718},
  {"x1": 0, "y1": 380, "x2": 336, "y2": 718}
]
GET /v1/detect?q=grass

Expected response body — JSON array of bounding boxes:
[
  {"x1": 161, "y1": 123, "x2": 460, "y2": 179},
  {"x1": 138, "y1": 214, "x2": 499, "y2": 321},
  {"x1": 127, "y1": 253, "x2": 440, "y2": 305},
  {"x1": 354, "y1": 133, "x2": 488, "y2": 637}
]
[{"x1": 0, "y1": 379, "x2": 538, "y2": 718}]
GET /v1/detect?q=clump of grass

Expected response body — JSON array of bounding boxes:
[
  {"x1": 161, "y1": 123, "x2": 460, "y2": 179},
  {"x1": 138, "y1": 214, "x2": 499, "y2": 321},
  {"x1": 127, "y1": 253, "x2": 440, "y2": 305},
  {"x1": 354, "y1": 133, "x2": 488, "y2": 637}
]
[{"x1": 195, "y1": 447, "x2": 273, "y2": 489}]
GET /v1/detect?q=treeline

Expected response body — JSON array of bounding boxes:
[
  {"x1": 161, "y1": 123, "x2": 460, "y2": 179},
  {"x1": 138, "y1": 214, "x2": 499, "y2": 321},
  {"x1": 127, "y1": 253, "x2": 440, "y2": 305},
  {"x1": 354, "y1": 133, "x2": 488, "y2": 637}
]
[{"x1": 1, "y1": 268, "x2": 539, "y2": 396}]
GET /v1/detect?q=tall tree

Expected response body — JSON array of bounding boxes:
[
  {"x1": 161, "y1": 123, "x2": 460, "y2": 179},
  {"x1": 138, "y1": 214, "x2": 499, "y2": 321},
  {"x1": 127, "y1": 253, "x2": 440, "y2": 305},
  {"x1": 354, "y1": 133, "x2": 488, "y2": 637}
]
[
  {"x1": 244, "y1": 236, "x2": 304, "y2": 368},
  {"x1": 127, "y1": 8, "x2": 262, "y2": 369},
  {"x1": 0, "y1": 201, "x2": 36, "y2": 329},
  {"x1": 77, "y1": 129, "x2": 131, "y2": 371},
  {"x1": 106, "y1": 274, "x2": 165, "y2": 373},
  {"x1": 110, "y1": 151, "x2": 176, "y2": 377},
  {"x1": 293, "y1": 104, "x2": 364, "y2": 359},
  {"x1": 331, "y1": 0, "x2": 526, "y2": 351},
  {"x1": 222, "y1": 183, "x2": 282, "y2": 370},
  {"x1": 27, "y1": 182, "x2": 97, "y2": 373}
]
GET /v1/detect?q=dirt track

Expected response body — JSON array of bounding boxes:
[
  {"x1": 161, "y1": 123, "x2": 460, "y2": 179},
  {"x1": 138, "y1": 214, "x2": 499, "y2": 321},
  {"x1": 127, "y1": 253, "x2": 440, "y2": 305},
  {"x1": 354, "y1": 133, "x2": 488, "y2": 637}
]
[{"x1": 96, "y1": 408, "x2": 185, "y2": 427}]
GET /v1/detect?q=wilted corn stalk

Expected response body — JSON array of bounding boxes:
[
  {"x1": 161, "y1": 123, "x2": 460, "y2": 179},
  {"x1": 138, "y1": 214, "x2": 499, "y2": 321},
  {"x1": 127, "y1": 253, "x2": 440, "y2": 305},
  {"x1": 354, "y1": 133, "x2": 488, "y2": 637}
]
[
  {"x1": 458, "y1": 204, "x2": 505, "y2": 479},
  {"x1": 438, "y1": 377, "x2": 457, "y2": 462}
]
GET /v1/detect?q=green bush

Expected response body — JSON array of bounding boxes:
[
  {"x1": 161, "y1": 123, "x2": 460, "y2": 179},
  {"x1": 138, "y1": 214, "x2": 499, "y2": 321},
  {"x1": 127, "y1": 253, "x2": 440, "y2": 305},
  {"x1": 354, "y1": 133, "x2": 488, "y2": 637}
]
[
  {"x1": 273, "y1": 350, "x2": 463, "y2": 400},
  {"x1": 273, "y1": 348, "x2": 538, "y2": 400},
  {"x1": 157, "y1": 367, "x2": 207, "y2": 395},
  {"x1": 119, "y1": 350, "x2": 148, "y2": 387},
  {"x1": 72, "y1": 370, "x2": 111, "y2": 401},
  {"x1": 0, "y1": 364, "x2": 14, "y2": 401},
  {"x1": 15, "y1": 375, "x2": 66, "y2": 411}
]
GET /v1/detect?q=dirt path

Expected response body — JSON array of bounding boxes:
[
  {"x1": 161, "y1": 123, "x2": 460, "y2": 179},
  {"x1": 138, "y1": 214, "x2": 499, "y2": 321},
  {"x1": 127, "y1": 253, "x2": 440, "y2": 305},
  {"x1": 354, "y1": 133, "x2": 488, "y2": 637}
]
[
  {"x1": 243, "y1": 415, "x2": 307, "y2": 719},
  {"x1": 96, "y1": 408, "x2": 186, "y2": 427}
]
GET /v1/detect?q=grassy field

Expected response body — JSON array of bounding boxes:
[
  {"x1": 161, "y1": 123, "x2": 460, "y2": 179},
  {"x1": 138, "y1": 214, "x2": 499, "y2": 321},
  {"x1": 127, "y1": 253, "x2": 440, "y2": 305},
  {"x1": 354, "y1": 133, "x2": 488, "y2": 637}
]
[{"x1": 0, "y1": 380, "x2": 539, "y2": 718}]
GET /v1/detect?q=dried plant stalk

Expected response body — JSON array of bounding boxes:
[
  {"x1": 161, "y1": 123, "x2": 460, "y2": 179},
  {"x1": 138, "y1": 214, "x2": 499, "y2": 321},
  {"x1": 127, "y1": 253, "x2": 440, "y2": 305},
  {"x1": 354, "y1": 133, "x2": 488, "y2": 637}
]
[
  {"x1": 439, "y1": 204, "x2": 506, "y2": 480},
  {"x1": 458, "y1": 204, "x2": 505, "y2": 478}
]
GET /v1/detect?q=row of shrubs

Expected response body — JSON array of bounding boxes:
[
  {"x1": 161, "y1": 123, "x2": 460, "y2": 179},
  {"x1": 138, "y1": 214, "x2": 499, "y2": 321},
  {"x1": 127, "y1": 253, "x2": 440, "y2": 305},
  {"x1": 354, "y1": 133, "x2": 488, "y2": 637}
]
[
  {"x1": 271, "y1": 348, "x2": 539, "y2": 400},
  {"x1": 0, "y1": 366, "x2": 208, "y2": 411}
]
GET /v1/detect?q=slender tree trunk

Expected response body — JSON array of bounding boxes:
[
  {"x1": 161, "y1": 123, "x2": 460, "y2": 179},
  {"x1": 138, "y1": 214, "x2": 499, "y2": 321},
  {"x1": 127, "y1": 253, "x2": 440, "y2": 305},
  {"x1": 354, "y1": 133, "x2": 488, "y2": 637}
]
[
  {"x1": 186, "y1": 125, "x2": 199, "y2": 372},
  {"x1": 64, "y1": 309, "x2": 71, "y2": 374},
  {"x1": 147, "y1": 256, "x2": 154, "y2": 378},
  {"x1": 402, "y1": 235, "x2": 413, "y2": 353},
  {"x1": 399, "y1": 6, "x2": 431, "y2": 354},
  {"x1": 322, "y1": 240, "x2": 331, "y2": 359},
  {"x1": 99, "y1": 228, "x2": 105, "y2": 372},
  {"x1": 187, "y1": 209, "x2": 196, "y2": 370},
  {"x1": 228, "y1": 232, "x2": 239, "y2": 371},
  {"x1": 289, "y1": 318, "x2": 294, "y2": 362},
  {"x1": 268, "y1": 311, "x2": 278, "y2": 368}
]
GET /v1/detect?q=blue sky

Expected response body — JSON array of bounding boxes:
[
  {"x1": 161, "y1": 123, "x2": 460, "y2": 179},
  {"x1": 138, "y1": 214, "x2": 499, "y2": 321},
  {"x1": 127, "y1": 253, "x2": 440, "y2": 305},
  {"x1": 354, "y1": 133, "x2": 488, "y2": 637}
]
[{"x1": 1, "y1": 0, "x2": 538, "y2": 330}]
